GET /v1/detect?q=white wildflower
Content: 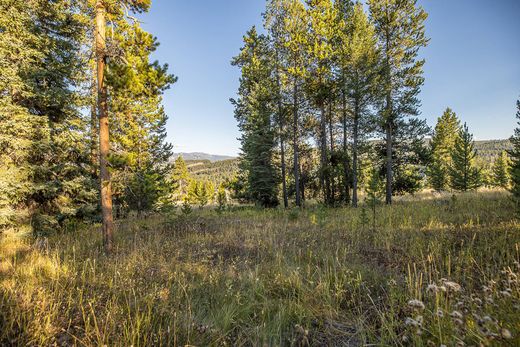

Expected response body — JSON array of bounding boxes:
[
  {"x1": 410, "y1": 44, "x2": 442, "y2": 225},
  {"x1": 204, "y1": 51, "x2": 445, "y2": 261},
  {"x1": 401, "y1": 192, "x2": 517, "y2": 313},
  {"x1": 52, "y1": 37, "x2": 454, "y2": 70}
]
[
  {"x1": 501, "y1": 328, "x2": 512, "y2": 339},
  {"x1": 444, "y1": 281, "x2": 462, "y2": 292},
  {"x1": 408, "y1": 299, "x2": 425, "y2": 310},
  {"x1": 450, "y1": 310, "x2": 463, "y2": 319},
  {"x1": 436, "y1": 308, "x2": 444, "y2": 318}
]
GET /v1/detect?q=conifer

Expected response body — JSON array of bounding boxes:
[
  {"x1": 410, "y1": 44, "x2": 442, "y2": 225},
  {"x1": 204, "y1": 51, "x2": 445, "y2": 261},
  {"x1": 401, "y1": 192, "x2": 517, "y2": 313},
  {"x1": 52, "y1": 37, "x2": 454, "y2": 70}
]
[{"x1": 449, "y1": 123, "x2": 481, "y2": 192}]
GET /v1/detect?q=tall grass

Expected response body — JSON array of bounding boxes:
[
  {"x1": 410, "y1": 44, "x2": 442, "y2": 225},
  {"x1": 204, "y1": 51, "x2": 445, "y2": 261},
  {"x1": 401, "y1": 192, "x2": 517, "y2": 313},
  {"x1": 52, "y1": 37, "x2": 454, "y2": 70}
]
[{"x1": 1, "y1": 191, "x2": 518, "y2": 346}]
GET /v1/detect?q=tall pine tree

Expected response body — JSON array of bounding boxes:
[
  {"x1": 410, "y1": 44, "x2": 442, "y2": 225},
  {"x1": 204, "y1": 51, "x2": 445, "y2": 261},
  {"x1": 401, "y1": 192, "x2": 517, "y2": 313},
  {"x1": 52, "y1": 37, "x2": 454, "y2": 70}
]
[
  {"x1": 232, "y1": 27, "x2": 279, "y2": 207},
  {"x1": 368, "y1": 0, "x2": 429, "y2": 204},
  {"x1": 449, "y1": 123, "x2": 481, "y2": 192},
  {"x1": 428, "y1": 108, "x2": 461, "y2": 191}
]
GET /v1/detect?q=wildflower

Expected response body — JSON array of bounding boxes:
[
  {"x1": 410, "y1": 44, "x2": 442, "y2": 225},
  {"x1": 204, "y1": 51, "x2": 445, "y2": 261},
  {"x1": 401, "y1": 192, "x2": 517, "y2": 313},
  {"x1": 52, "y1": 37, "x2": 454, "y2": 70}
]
[
  {"x1": 443, "y1": 280, "x2": 462, "y2": 292},
  {"x1": 453, "y1": 318, "x2": 464, "y2": 326},
  {"x1": 501, "y1": 328, "x2": 512, "y2": 339},
  {"x1": 426, "y1": 283, "x2": 438, "y2": 293},
  {"x1": 499, "y1": 290, "x2": 511, "y2": 297},
  {"x1": 408, "y1": 299, "x2": 425, "y2": 310},
  {"x1": 405, "y1": 317, "x2": 421, "y2": 327},
  {"x1": 436, "y1": 308, "x2": 444, "y2": 318},
  {"x1": 450, "y1": 310, "x2": 463, "y2": 319}
]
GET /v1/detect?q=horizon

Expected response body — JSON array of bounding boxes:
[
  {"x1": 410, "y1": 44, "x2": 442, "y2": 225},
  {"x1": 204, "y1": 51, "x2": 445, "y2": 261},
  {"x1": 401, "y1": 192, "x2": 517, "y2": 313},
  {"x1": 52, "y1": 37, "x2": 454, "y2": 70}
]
[{"x1": 141, "y1": 0, "x2": 520, "y2": 156}]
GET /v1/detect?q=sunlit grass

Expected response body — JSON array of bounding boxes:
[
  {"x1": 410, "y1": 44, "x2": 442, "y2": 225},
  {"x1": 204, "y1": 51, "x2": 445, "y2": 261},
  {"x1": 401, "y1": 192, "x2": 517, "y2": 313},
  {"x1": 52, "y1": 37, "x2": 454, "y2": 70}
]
[{"x1": 1, "y1": 190, "x2": 519, "y2": 346}]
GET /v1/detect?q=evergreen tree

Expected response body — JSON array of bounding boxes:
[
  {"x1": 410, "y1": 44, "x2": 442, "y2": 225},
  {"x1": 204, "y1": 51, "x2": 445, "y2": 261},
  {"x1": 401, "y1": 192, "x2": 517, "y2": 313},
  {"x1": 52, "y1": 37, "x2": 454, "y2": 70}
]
[
  {"x1": 306, "y1": 0, "x2": 338, "y2": 205},
  {"x1": 231, "y1": 27, "x2": 279, "y2": 207},
  {"x1": 107, "y1": 20, "x2": 176, "y2": 216},
  {"x1": 264, "y1": 0, "x2": 291, "y2": 208},
  {"x1": 282, "y1": 0, "x2": 308, "y2": 207},
  {"x1": 508, "y1": 98, "x2": 520, "y2": 206},
  {"x1": 336, "y1": 2, "x2": 379, "y2": 207},
  {"x1": 428, "y1": 108, "x2": 461, "y2": 191},
  {"x1": 368, "y1": 0, "x2": 429, "y2": 204},
  {"x1": 490, "y1": 152, "x2": 510, "y2": 188},
  {"x1": 449, "y1": 123, "x2": 481, "y2": 192},
  {"x1": 0, "y1": 0, "x2": 96, "y2": 233}
]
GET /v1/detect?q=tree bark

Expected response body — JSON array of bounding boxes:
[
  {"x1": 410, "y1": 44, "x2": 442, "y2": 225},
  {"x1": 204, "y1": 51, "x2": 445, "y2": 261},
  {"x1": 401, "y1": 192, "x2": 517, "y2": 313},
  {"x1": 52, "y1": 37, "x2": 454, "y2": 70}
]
[
  {"x1": 352, "y1": 98, "x2": 359, "y2": 208},
  {"x1": 95, "y1": 0, "x2": 114, "y2": 253},
  {"x1": 292, "y1": 78, "x2": 301, "y2": 207},
  {"x1": 342, "y1": 90, "x2": 352, "y2": 206},
  {"x1": 385, "y1": 117, "x2": 393, "y2": 205},
  {"x1": 319, "y1": 102, "x2": 329, "y2": 205},
  {"x1": 328, "y1": 101, "x2": 335, "y2": 204},
  {"x1": 275, "y1": 61, "x2": 288, "y2": 208}
]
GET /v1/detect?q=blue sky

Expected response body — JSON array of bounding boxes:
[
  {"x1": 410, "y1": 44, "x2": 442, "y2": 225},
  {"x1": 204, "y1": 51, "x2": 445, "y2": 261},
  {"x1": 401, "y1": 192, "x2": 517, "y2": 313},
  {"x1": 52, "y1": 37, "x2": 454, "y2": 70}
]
[{"x1": 140, "y1": 0, "x2": 520, "y2": 156}]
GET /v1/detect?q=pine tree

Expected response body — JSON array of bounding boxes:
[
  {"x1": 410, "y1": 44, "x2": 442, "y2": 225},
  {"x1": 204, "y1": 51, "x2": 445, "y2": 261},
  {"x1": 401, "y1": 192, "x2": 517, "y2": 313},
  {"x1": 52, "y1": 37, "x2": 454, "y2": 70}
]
[
  {"x1": 107, "y1": 20, "x2": 176, "y2": 216},
  {"x1": 282, "y1": 0, "x2": 308, "y2": 207},
  {"x1": 0, "y1": 0, "x2": 96, "y2": 233},
  {"x1": 449, "y1": 123, "x2": 481, "y2": 192},
  {"x1": 492, "y1": 151, "x2": 510, "y2": 189},
  {"x1": 428, "y1": 108, "x2": 461, "y2": 191},
  {"x1": 336, "y1": 2, "x2": 379, "y2": 207},
  {"x1": 508, "y1": 98, "x2": 520, "y2": 207},
  {"x1": 306, "y1": 0, "x2": 338, "y2": 205},
  {"x1": 365, "y1": 167, "x2": 384, "y2": 232},
  {"x1": 231, "y1": 27, "x2": 279, "y2": 207},
  {"x1": 264, "y1": 0, "x2": 291, "y2": 208},
  {"x1": 368, "y1": 0, "x2": 429, "y2": 204}
]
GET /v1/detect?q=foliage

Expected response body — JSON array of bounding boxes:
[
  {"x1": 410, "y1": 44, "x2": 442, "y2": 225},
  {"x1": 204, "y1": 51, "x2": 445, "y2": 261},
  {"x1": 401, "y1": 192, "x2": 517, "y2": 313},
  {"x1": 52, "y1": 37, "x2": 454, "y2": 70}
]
[
  {"x1": 231, "y1": 27, "x2": 279, "y2": 208},
  {"x1": 492, "y1": 151, "x2": 511, "y2": 189},
  {"x1": 510, "y1": 99, "x2": 520, "y2": 208},
  {"x1": 428, "y1": 108, "x2": 461, "y2": 191},
  {"x1": 449, "y1": 123, "x2": 482, "y2": 192}
]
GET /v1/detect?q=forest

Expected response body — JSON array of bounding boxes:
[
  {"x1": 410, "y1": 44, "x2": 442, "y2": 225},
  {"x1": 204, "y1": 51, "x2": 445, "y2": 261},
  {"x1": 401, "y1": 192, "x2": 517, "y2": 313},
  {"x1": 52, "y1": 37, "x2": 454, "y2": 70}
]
[{"x1": 1, "y1": 0, "x2": 519, "y2": 346}]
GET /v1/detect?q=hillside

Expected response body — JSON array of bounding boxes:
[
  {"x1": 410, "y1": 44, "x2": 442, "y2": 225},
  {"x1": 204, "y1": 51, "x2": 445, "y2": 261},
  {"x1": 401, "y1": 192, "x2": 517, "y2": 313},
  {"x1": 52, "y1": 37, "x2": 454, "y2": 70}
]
[
  {"x1": 173, "y1": 152, "x2": 236, "y2": 162},
  {"x1": 185, "y1": 158, "x2": 239, "y2": 186}
]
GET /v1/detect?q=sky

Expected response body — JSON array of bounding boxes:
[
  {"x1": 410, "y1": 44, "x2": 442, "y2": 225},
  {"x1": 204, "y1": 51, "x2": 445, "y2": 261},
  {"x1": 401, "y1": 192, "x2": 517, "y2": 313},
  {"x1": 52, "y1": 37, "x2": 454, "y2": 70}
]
[{"x1": 139, "y1": 0, "x2": 520, "y2": 156}]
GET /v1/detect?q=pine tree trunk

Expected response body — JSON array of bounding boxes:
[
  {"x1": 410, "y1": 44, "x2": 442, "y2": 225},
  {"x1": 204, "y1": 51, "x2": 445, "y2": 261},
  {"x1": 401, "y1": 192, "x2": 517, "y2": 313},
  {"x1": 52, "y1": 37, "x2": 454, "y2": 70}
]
[
  {"x1": 293, "y1": 79, "x2": 301, "y2": 207},
  {"x1": 320, "y1": 102, "x2": 329, "y2": 204},
  {"x1": 351, "y1": 96, "x2": 359, "y2": 208},
  {"x1": 280, "y1": 136, "x2": 288, "y2": 208},
  {"x1": 276, "y1": 62, "x2": 288, "y2": 208},
  {"x1": 385, "y1": 120, "x2": 393, "y2": 205},
  {"x1": 95, "y1": 0, "x2": 114, "y2": 253},
  {"x1": 342, "y1": 91, "x2": 351, "y2": 206},
  {"x1": 328, "y1": 102, "x2": 335, "y2": 204}
]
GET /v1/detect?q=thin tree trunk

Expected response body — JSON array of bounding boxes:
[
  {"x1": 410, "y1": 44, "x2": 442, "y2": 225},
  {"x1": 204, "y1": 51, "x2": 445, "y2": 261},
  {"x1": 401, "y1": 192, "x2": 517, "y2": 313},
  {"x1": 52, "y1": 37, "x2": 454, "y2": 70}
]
[
  {"x1": 385, "y1": 118, "x2": 393, "y2": 205},
  {"x1": 320, "y1": 102, "x2": 329, "y2": 205},
  {"x1": 275, "y1": 60, "x2": 288, "y2": 208},
  {"x1": 384, "y1": 29, "x2": 393, "y2": 205},
  {"x1": 90, "y1": 78, "x2": 98, "y2": 176},
  {"x1": 328, "y1": 101, "x2": 335, "y2": 204},
  {"x1": 342, "y1": 90, "x2": 351, "y2": 206},
  {"x1": 293, "y1": 78, "x2": 301, "y2": 207},
  {"x1": 352, "y1": 98, "x2": 359, "y2": 208},
  {"x1": 95, "y1": 0, "x2": 114, "y2": 253}
]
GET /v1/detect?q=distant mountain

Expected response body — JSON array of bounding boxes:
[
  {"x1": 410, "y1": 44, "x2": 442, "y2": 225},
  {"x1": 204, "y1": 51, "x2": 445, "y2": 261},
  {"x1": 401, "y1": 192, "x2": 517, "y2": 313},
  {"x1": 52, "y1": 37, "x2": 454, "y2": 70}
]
[{"x1": 172, "y1": 152, "x2": 236, "y2": 162}]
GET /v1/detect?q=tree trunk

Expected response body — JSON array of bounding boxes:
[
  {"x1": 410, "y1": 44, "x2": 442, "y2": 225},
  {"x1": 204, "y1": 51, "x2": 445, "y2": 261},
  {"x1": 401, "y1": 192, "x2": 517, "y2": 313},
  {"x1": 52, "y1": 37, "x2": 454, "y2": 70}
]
[
  {"x1": 90, "y1": 77, "x2": 98, "y2": 175},
  {"x1": 342, "y1": 91, "x2": 351, "y2": 206},
  {"x1": 319, "y1": 102, "x2": 329, "y2": 205},
  {"x1": 293, "y1": 78, "x2": 301, "y2": 207},
  {"x1": 385, "y1": 119, "x2": 393, "y2": 205},
  {"x1": 95, "y1": 0, "x2": 114, "y2": 253},
  {"x1": 352, "y1": 98, "x2": 359, "y2": 208},
  {"x1": 276, "y1": 61, "x2": 288, "y2": 208},
  {"x1": 328, "y1": 101, "x2": 335, "y2": 204}
]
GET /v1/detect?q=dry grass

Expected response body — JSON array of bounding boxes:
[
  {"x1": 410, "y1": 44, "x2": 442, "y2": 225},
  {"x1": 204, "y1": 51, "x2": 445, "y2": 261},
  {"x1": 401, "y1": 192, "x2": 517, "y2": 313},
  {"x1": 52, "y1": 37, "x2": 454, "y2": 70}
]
[{"x1": 1, "y1": 190, "x2": 519, "y2": 346}]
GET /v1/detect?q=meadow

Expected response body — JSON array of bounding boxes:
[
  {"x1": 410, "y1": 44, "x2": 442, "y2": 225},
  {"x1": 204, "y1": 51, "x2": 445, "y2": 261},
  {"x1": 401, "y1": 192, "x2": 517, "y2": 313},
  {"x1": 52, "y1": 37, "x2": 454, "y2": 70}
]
[{"x1": 1, "y1": 191, "x2": 519, "y2": 346}]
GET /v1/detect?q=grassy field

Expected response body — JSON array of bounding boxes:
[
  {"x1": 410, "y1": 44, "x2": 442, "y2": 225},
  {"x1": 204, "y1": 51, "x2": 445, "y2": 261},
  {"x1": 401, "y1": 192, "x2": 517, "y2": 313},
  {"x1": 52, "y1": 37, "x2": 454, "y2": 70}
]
[{"x1": 1, "y1": 191, "x2": 519, "y2": 346}]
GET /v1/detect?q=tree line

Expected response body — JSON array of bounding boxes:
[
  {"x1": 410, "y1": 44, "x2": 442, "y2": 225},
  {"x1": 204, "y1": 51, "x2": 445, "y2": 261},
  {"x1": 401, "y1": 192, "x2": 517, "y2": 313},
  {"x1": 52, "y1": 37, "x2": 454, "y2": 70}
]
[{"x1": 231, "y1": 0, "x2": 519, "y2": 208}]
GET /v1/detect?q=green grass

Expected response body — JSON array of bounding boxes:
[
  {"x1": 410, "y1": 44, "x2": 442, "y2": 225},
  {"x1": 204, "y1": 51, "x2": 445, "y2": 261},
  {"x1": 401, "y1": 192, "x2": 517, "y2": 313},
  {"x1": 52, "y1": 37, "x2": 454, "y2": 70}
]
[{"x1": 1, "y1": 191, "x2": 519, "y2": 346}]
